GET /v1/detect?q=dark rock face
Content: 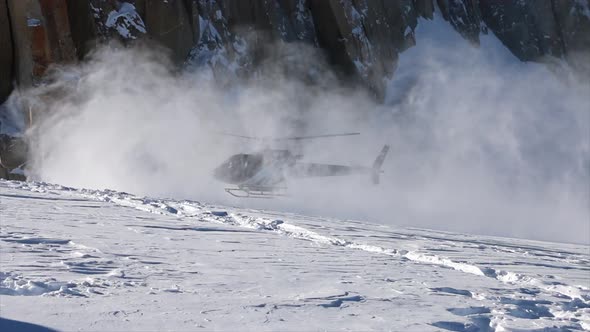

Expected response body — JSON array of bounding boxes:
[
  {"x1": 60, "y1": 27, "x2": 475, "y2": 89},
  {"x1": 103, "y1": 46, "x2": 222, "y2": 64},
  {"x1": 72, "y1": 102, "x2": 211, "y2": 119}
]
[
  {"x1": 452, "y1": 0, "x2": 590, "y2": 74},
  {"x1": 0, "y1": 0, "x2": 14, "y2": 104},
  {"x1": 546, "y1": 0, "x2": 590, "y2": 74},
  {"x1": 141, "y1": 0, "x2": 195, "y2": 64},
  {"x1": 39, "y1": 0, "x2": 77, "y2": 64},
  {"x1": 4, "y1": 0, "x2": 77, "y2": 90},
  {"x1": 437, "y1": 0, "x2": 484, "y2": 44},
  {"x1": 1, "y1": 0, "x2": 589, "y2": 102},
  {"x1": 480, "y1": 0, "x2": 565, "y2": 60},
  {"x1": 5, "y1": 0, "x2": 35, "y2": 90},
  {"x1": 308, "y1": 0, "x2": 355, "y2": 76},
  {"x1": 65, "y1": 0, "x2": 98, "y2": 59}
]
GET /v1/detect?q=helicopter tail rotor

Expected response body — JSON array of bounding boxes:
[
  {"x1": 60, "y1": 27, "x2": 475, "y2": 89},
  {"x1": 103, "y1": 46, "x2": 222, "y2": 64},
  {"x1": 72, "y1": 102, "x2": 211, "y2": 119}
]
[{"x1": 371, "y1": 145, "x2": 390, "y2": 185}]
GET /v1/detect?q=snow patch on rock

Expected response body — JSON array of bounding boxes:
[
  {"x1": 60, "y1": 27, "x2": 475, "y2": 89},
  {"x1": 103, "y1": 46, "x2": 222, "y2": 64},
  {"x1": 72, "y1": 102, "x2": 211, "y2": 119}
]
[{"x1": 105, "y1": 2, "x2": 146, "y2": 40}]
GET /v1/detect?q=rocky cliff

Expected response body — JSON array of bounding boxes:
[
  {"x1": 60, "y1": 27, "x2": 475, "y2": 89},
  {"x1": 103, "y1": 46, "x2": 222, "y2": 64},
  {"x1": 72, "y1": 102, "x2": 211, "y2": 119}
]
[
  {"x1": 1, "y1": 0, "x2": 589, "y2": 104},
  {"x1": 0, "y1": 1, "x2": 13, "y2": 104}
]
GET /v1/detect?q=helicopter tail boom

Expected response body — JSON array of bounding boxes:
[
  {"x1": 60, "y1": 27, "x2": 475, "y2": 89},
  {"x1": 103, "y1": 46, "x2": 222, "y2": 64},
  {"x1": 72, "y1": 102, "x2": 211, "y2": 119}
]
[{"x1": 289, "y1": 145, "x2": 390, "y2": 184}]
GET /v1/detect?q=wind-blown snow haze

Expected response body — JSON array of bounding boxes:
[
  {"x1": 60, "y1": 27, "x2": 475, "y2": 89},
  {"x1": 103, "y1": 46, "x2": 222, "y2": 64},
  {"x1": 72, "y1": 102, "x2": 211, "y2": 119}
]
[{"x1": 23, "y1": 16, "x2": 589, "y2": 244}]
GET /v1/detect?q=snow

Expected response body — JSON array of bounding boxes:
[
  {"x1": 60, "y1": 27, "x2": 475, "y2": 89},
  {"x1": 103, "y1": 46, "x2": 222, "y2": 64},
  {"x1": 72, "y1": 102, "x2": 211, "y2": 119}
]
[
  {"x1": 26, "y1": 18, "x2": 41, "y2": 27},
  {"x1": 404, "y1": 25, "x2": 413, "y2": 38},
  {"x1": 574, "y1": 0, "x2": 590, "y2": 19},
  {"x1": 105, "y1": 3, "x2": 146, "y2": 40},
  {"x1": 1, "y1": 180, "x2": 588, "y2": 331}
]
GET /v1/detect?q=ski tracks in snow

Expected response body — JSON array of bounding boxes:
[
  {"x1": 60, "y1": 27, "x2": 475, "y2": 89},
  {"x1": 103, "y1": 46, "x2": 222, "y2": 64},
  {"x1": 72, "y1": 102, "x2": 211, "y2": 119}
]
[{"x1": 1, "y1": 180, "x2": 589, "y2": 331}]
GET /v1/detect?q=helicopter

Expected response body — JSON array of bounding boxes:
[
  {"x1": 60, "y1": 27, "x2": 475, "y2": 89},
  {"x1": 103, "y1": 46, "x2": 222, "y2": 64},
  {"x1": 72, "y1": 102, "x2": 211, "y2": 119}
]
[{"x1": 213, "y1": 133, "x2": 390, "y2": 198}]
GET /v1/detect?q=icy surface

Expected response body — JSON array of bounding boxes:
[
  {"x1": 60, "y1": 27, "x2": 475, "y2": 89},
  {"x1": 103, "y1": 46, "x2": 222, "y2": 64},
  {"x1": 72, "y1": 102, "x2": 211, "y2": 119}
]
[{"x1": 0, "y1": 180, "x2": 588, "y2": 331}]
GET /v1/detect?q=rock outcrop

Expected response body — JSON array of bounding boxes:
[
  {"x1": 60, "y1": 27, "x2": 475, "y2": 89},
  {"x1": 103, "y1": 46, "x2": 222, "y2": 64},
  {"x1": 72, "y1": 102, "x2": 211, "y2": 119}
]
[
  {"x1": 0, "y1": 0, "x2": 589, "y2": 103},
  {"x1": 443, "y1": 0, "x2": 590, "y2": 72},
  {"x1": 3, "y1": 0, "x2": 76, "y2": 93},
  {"x1": 0, "y1": 133, "x2": 27, "y2": 180},
  {"x1": 141, "y1": 0, "x2": 195, "y2": 64},
  {"x1": 0, "y1": 1, "x2": 14, "y2": 105}
]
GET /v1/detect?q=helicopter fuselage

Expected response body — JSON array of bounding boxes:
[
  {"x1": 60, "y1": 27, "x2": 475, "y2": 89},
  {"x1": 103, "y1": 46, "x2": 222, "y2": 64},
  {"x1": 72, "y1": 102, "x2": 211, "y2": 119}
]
[
  {"x1": 213, "y1": 148, "x2": 386, "y2": 190},
  {"x1": 213, "y1": 150, "x2": 297, "y2": 187}
]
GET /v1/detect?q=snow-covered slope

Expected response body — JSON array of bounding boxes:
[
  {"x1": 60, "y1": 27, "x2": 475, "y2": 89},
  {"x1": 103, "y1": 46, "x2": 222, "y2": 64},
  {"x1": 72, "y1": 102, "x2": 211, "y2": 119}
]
[{"x1": 1, "y1": 180, "x2": 588, "y2": 331}]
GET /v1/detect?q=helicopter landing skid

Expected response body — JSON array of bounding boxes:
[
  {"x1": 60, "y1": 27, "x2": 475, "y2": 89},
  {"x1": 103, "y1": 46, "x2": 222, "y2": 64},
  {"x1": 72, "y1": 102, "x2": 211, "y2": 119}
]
[{"x1": 225, "y1": 187, "x2": 287, "y2": 199}]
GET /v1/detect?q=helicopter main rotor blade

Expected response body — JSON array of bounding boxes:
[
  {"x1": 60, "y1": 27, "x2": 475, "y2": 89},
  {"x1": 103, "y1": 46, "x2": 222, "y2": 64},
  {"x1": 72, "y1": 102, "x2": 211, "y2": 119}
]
[
  {"x1": 218, "y1": 133, "x2": 261, "y2": 140},
  {"x1": 273, "y1": 133, "x2": 360, "y2": 141},
  {"x1": 219, "y1": 132, "x2": 360, "y2": 141}
]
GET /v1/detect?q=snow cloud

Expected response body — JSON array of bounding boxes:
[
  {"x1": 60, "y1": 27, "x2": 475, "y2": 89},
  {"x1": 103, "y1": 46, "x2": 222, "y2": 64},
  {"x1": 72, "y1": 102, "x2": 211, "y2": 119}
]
[{"x1": 19, "y1": 15, "x2": 589, "y2": 244}]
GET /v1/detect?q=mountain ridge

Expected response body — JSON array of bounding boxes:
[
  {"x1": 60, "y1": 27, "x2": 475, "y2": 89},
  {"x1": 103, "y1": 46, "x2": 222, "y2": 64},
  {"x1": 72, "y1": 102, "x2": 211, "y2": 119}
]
[{"x1": 1, "y1": 0, "x2": 589, "y2": 103}]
